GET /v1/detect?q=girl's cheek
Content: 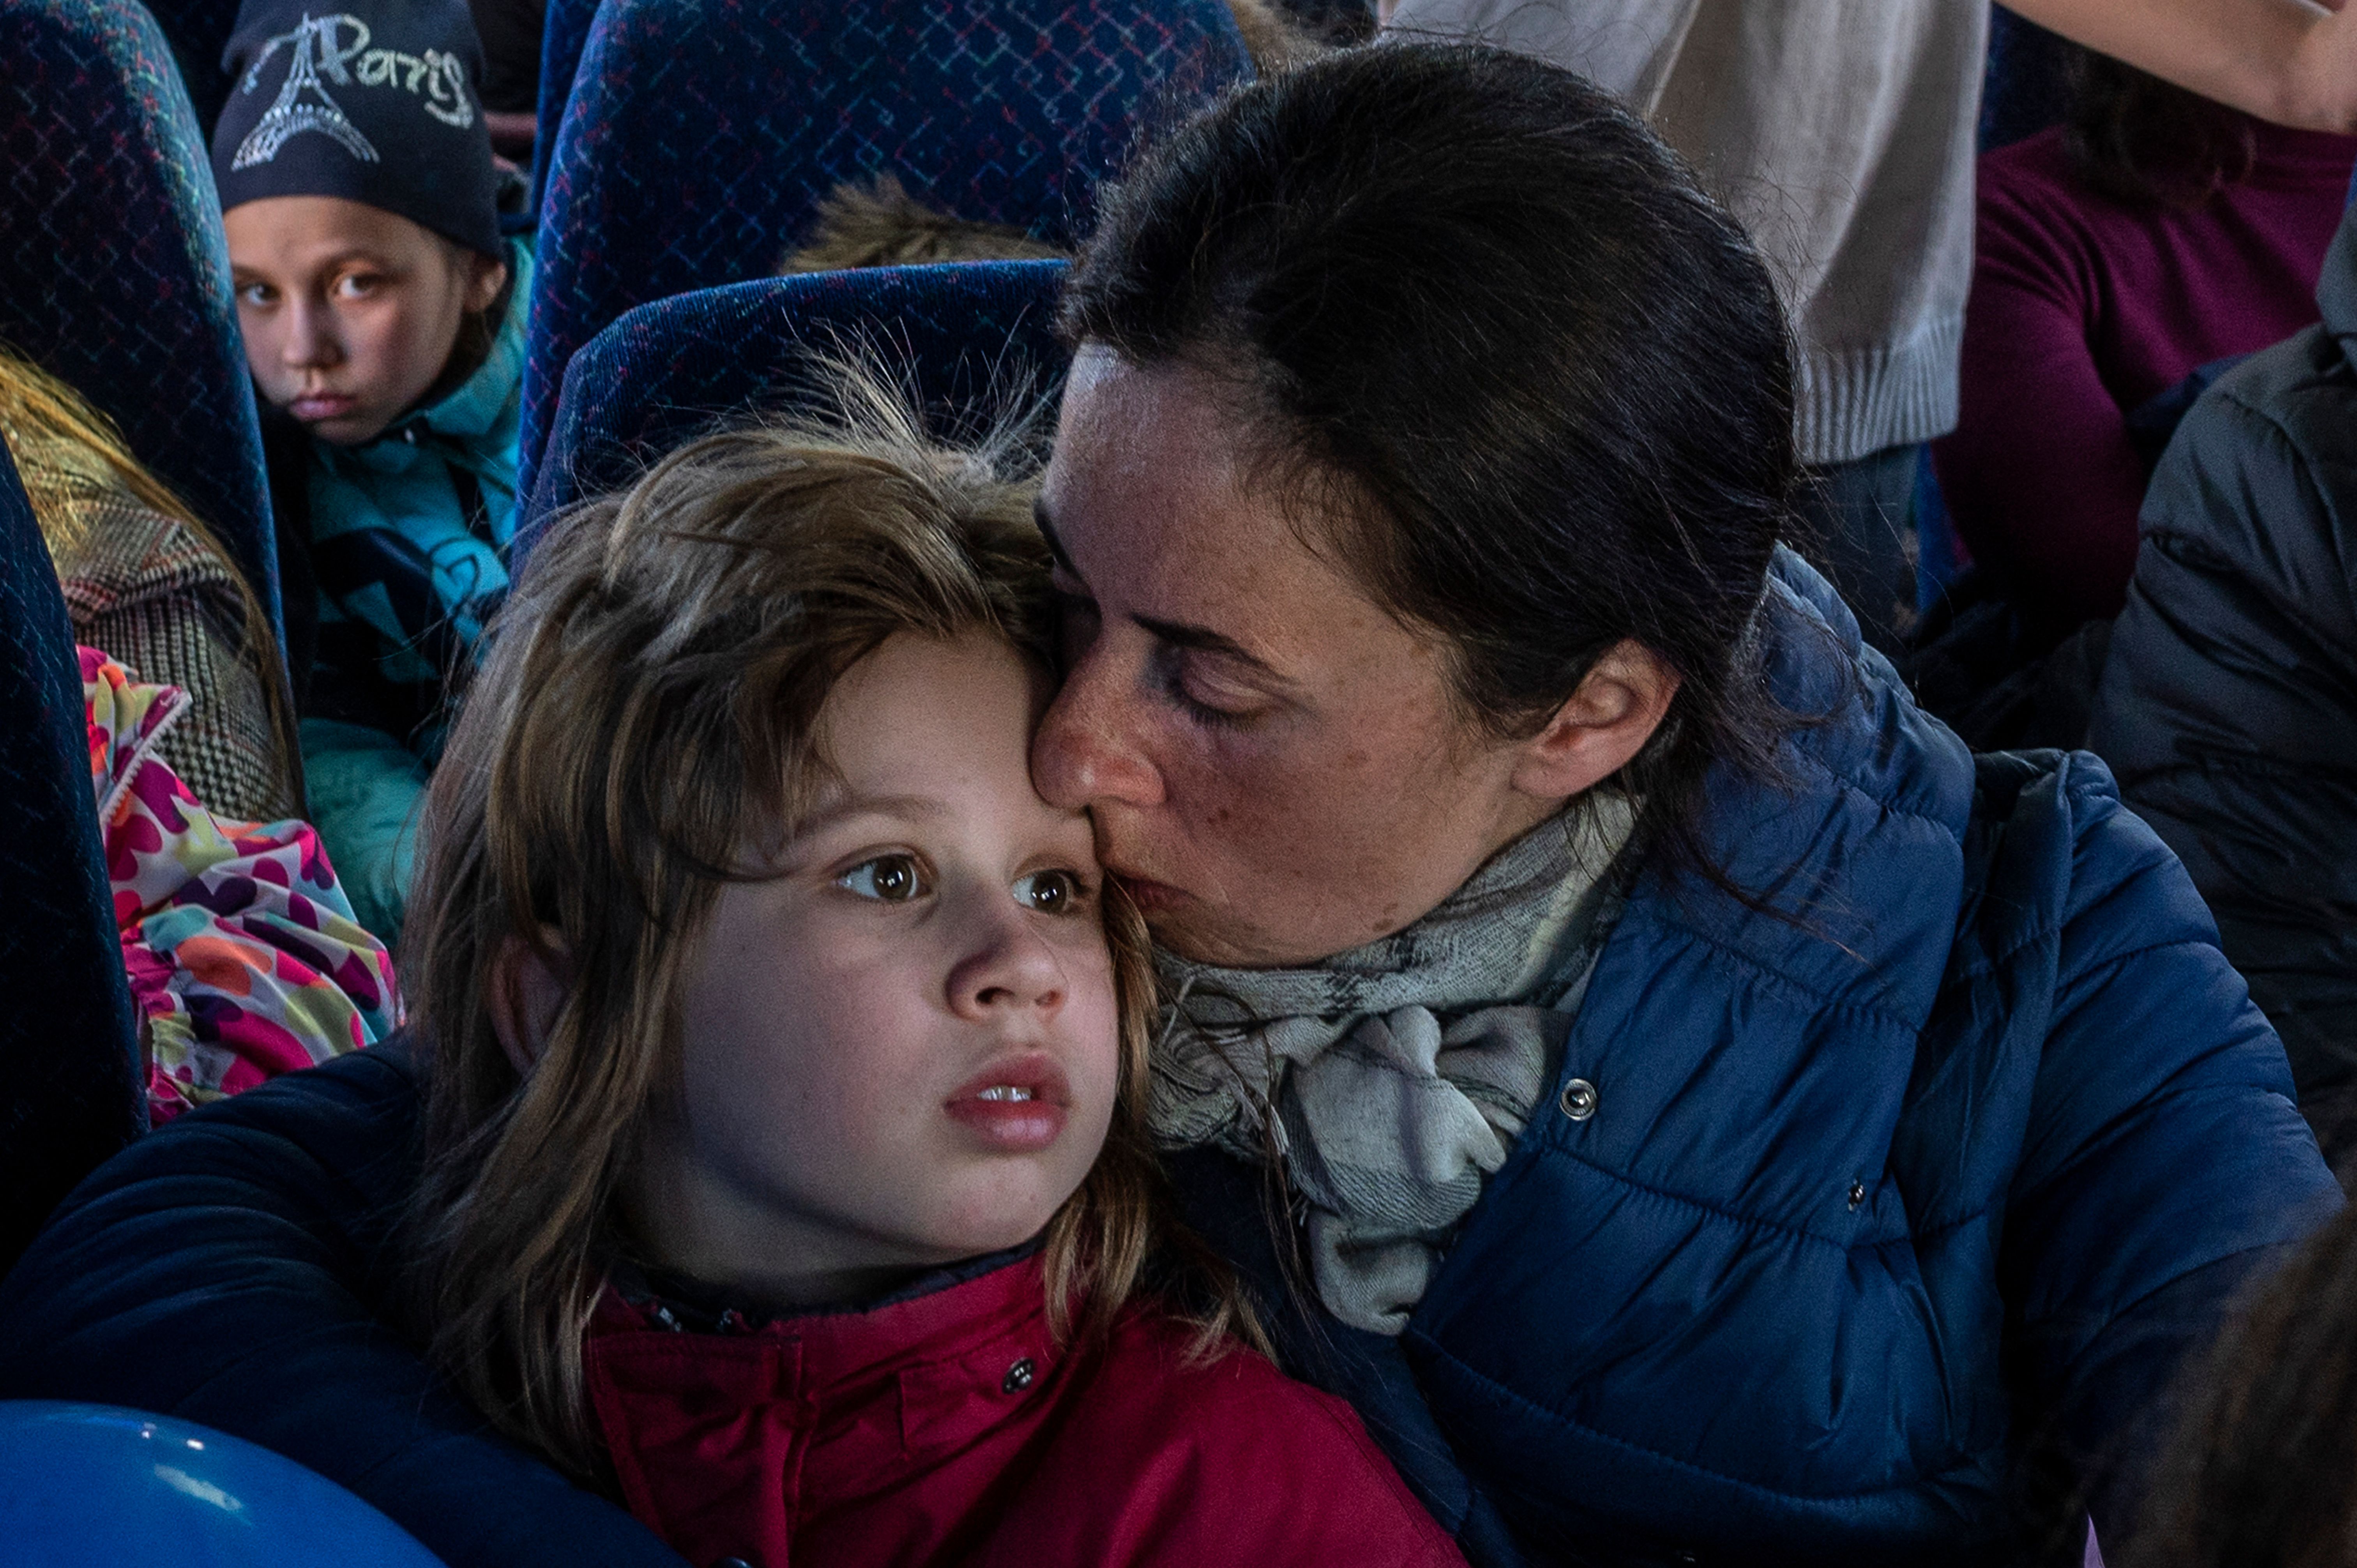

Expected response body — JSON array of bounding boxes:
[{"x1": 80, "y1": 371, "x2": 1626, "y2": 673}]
[
  {"x1": 1077, "y1": 975, "x2": 1127, "y2": 1083},
  {"x1": 1065, "y1": 941, "x2": 1123, "y2": 1019}
]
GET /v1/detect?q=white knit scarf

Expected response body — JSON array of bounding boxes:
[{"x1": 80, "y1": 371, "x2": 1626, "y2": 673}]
[{"x1": 1147, "y1": 795, "x2": 1637, "y2": 1334}]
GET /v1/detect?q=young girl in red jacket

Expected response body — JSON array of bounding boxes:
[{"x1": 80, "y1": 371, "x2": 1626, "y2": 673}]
[{"x1": 393, "y1": 383, "x2": 1463, "y2": 1568}]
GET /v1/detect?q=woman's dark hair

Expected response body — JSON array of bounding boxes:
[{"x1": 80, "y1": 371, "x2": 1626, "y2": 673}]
[
  {"x1": 2065, "y1": 49, "x2": 2257, "y2": 210},
  {"x1": 1061, "y1": 41, "x2": 1798, "y2": 887},
  {"x1": 2129, "y1": 1192, "x2": 2357, "y2": 1568}
]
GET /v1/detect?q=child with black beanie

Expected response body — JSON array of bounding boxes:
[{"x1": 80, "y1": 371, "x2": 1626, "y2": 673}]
[{"x1": 214, "y1": 0, "x2": 528, "y2": 946}]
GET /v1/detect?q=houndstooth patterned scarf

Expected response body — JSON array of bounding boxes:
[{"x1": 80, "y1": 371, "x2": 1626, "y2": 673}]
[{"x1": 1148, "y1": 795, "x2": 1637, "y2": 1334}]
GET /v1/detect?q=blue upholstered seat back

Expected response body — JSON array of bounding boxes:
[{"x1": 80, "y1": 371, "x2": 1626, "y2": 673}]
[
  {"x1": 529, "y1": 0, "x2": 598, "y2": 217},
  {"x1": 0, "y1": 0, "x2": 281, "y2": 635},
  {"x1": 519, "y1": 260, "x2": 1069, "y2": 565},
  {"x1": 135, "y1": 0, "x2": 242, "y2": 131},
  {"x1": 0, "y1": 441, "x2": 144, "y2": 1279},
  {"x1": 518, "y1": 0, "x2": 1246, "y2": 507},
  {"x1": 545, "y1": 2, "x2": 2090, "y2": 196}
]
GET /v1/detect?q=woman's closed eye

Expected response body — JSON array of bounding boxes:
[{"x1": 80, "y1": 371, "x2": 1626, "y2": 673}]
[
  {"x1": 1012, "y1": 868, "x2": 1093, "y2": 916},
  {"x1": 837, "y1": 853, "x2": 932, "y2": 903},
  {"x1": 1160, "y1": 648, "x2": 1270, "y2": 729}
]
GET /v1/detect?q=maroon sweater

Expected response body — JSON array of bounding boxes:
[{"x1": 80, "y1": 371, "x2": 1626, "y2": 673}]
[{"x1": 1932, "y1": 120, "x2": 2356, "y2": 627}]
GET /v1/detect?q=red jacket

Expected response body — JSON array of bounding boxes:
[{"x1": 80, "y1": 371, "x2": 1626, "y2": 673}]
[{"x1": 584, "y1": 1253, "x2": 1465, "y2": 1568}]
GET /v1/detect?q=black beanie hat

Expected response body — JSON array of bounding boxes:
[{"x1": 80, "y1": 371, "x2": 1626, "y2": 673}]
[{"x1": 211, "y1": 0, "x2": 501, "y2": 259}]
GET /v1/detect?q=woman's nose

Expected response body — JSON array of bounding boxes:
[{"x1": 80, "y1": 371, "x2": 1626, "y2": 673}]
[
  {"x1": 1031, "y1": 650, "x2": 1165, "y2": 812},
  {"x1": 946, "y1": 902, "x2": 1067, "y2": 1020}
]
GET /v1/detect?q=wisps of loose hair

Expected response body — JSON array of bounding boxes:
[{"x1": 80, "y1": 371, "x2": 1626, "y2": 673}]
[
  {"x1": 0, "y1": 343, "x2": 301, "y2": 800},
  {"x1": 401, "y1": 363, "x2": 1257, "y2": 1479},
  {"x1": 778, "y1": 174, "x2": 1069, "y2": 276}
]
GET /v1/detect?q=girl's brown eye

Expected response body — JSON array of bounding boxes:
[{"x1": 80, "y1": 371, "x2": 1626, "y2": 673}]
[
  {"x1": 1013, "y1": 869, "x2": 1085, "y2": 915},
  {"x1": 839, "y1": 854, "x2": 929, "y2": 903}
]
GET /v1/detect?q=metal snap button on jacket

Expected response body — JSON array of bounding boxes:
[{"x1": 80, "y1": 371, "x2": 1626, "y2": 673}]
[
  {"x1": 1001, "y1": 1357, "x2": 1036, "y2": 1395},
  {"x1": 1558, "y1": 1078, "x2": 1598, "y2": 1121}
]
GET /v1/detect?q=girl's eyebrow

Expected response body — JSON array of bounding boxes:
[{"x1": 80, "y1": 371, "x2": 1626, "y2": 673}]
[
  {"x1": 272, "y1": 245, "x2": 398, "y2": 275},
  {"x1": 795, "y1": 793, "x2": 948, "y2": 837}
]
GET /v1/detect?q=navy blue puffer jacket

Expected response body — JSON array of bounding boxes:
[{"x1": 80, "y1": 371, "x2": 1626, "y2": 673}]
[
  {"x1": 1179, "y1": 556, "x2": 2342, "y2": 1566},
  {"x1": 0, "y1": 556, "x2": 2334, "y2": 1568}
]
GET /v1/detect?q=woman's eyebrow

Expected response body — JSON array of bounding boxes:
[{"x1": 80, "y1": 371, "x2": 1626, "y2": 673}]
[
  {"x1": 1034, "y1": 502, "x2": 1080, "y2": 578},
  {"x1": 1133, "y1": 614, "x2": 1287, "y2": 682},
  {"x1": 1035, "y1": 503, "x2": 1289, "y2": 683}
]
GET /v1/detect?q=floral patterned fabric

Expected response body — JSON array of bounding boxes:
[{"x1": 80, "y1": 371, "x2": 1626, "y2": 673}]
[{"x1": 82, "y1": 646, "x2": 399, "y2": 1122}]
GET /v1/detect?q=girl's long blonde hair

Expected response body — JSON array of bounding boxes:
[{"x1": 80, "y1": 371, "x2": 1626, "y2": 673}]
[
  {"x1": 0, "y1": 345, "x2": 299, "y2": 791},
  {"x1": 403, "y1": 373, "x2": 1252, "y2": 1479}
]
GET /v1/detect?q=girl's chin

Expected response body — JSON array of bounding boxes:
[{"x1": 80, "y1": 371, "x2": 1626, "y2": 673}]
[{"x1": 930, "y1": 1177, "x2": 1088, "y2": 1254}]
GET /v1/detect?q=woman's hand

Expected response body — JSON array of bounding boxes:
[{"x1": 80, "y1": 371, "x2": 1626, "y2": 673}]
[{"x1": 2013, "y1": 0, "x2": 2357, "y2": 133}]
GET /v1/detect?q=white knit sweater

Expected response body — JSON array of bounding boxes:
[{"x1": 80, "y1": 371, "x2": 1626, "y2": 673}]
[{"x1": 1384, "y1": 0, "x2": 1989, "y2": 466}]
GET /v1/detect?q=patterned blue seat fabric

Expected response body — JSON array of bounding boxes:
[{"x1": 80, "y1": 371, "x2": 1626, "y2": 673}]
[
  {"x1": 134, "y1": 0, "x2": 242, "y2": 131},
  {"x1": 0, "y1": 0, "x2": 281, "y2": 638},
  {"x1": 520, "y1": 260, "x2": 1069, "y2": 565},
  {"x1": 528, "y1": 0, "x2": 598, "y2": 217},
  {"x1": 0, "y1": 441, "x2": 145, "y2": 1279},
  {"x1": 519, "y1": 0, "x2": 1247, "y2": 507}
]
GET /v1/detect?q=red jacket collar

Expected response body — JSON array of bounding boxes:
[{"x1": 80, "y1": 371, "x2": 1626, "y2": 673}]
[{"x1": 585, "y1": 1251, "x2": 1064, "y2": 1566}]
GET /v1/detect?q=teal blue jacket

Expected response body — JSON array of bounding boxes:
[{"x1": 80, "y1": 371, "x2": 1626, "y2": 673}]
[{"x1": 300, "y1": 240, "x2": 530, "y2": 945}]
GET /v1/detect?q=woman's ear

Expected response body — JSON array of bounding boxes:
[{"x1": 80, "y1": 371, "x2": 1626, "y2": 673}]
[
  {"x1": 1509, "y1": 639, "x2": 1682, "y2": 805},
  {"x1": 488, "y1": 934, "x2": 566, "y2": 1079}
]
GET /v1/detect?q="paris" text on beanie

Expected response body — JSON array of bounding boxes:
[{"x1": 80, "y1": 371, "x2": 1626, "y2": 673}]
[{"x1": 211, "y1": 0, "x2": 501, "y2": 259}]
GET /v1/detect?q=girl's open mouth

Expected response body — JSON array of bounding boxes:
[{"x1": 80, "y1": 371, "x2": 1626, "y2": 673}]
[{"x1": 945, "y1": 1054, "x2": 1070, "y2": 1151}]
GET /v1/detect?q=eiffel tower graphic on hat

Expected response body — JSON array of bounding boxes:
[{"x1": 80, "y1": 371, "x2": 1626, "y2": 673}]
[{"x1": 231, "y1": 14, "x2": 380, "y2": 171}]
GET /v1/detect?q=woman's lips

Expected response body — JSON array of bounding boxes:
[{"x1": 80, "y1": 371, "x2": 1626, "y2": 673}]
[
  {"x1": 289, "y1": 392, "x2": 358, "y2": 423},
  {"x1": 944, "y1": 1052, "x2": 1070, "y2": 1152}
]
